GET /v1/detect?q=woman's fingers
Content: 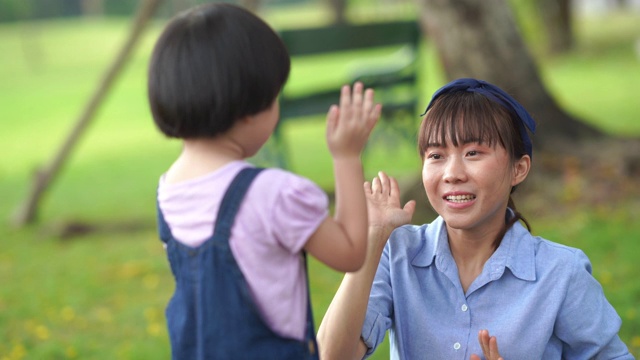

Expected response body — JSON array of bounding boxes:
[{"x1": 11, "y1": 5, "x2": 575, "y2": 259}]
[
  {"x1": 476, "y1": 330, "x2": 503, "y2": 360},
  {"x1": 371, "y1": 176, "x2": 382, "y2": 193}
]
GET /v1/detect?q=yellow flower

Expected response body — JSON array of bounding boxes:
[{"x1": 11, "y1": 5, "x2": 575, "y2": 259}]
[
  {"x1": 118, "y1": 262, "x2": 144, "y2": 278},
  {"x1": 9, "y1": 343, "x2": 26, "y2": 359},
  {"x1": 65, "y1": 346, "x2": 78, "y2": 358},
  {"x1": 61, "y1": 306, "x2": 76, "y2": 322},
  {"x1": 35, "y1": 325, "x2": 50, "y2": 340},
  {"x1": 95, "y1": 307, "x2": 113, "y2": 323},
  {"x1": 597, "y1": 270, "x2": 612, "y2": 286},
  {"x1": 143, "y1": 274, "x2": 160, "y2": 290},
  {"x1": 143, "y1": 307, "x2": 160, "y2": 322},
  {"x1": 147, "y1": 322, "x2": 163, "y2": 337}
]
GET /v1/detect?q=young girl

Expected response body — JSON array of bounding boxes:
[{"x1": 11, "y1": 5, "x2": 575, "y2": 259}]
[
  {"x1": 317, "y1": 78, "x2": 633, "y2": 359},
  {"x1": 148, "y1": 3, "x2": 380, "y2": 359}
]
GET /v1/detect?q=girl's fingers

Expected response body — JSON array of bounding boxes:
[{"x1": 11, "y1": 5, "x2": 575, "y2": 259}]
[
  {"x1": 369, "y1": 103, "x2": 382, "y2": 130},
  {"x1": 339, "y1": 84, "x2": 351, "y2": 119},
  {"x1": 325, "y1": 105, "x2": 339, "y2": 132},
  {"x1": 351, "y1": 82, "x2": 364, "y2": 121},
  {"x1": 352, "y1": 82, "x2": 364, "y2": 105},
  {"x1": 363, "y1": 88, "x2": 375, "y2": 113}
]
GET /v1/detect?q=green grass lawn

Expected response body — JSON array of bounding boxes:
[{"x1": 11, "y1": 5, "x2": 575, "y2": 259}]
[{"x1": 0, "y1": 5, "x2": 639, "y2": 359}]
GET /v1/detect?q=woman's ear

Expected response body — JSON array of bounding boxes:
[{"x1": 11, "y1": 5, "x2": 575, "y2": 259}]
[{"x1": 512, "y1": 155, "x2": 531, "y2": 187}]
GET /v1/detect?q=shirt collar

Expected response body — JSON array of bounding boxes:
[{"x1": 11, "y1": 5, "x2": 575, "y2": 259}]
[{"x1": 410, "y1": 212, "x2": 536, "y2": 282}]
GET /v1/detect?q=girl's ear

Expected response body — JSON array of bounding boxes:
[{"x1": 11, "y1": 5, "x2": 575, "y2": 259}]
[
  {"x1": 512, "y1": 155, "x2": 531, "y2": 187},
  {"x1": 238, "y1": 115, "x2": 253, "y2": 124}
]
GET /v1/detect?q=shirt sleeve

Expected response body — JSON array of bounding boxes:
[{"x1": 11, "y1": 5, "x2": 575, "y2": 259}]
[
  {"x1": 362, "y1": 241, "x2": 395, "y2": 358},
  {"x1": 271, "y1": 172, "x2": 329, "y2": 254},
  {"x1": 554, "y1": 250, "x2": 633, "y2": 359}
]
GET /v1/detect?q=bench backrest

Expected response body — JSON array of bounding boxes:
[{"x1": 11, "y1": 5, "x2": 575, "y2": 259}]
[{"x1": 278, "y1": 20, "x2": 422, "y2": 120}]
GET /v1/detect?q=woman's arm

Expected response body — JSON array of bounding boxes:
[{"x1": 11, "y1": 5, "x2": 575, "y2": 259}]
[{"x1": 317, "y1": 172, "x2": 415, "y2": 359}]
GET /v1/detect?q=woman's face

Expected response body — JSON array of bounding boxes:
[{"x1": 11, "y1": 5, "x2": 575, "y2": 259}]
[{"x1": 422, "y1": 138, "x2": 529, "y2": 237}]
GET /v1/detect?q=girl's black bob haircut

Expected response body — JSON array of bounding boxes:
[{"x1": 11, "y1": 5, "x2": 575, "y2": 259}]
[{"x1": 148, "y1": 3, "x2": 290, "y2": 138}]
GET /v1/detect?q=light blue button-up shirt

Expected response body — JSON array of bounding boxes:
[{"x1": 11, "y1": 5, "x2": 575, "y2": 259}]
[{"x1": 362, "y1": 215, "x2": 633, "y2": 359}]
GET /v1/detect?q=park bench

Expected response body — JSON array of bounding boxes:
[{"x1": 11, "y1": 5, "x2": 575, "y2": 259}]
[{"x1": 265, "y1": 19, "x2": 422, "y2": 169}]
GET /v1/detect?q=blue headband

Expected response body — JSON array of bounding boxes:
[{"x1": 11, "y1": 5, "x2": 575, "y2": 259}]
[{"x1": 421, "y1": 78, "x2": 536, "y2": 158}]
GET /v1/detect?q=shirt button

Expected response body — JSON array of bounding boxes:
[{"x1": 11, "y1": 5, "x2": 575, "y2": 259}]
[
  {"x1": 453, "y1": 342, "x2": 461, "y2": 350},
  {"x1": 461, "y1": 304, "x2": 468, "y2": 312}
]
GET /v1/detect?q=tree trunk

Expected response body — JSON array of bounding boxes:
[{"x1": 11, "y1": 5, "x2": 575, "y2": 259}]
[
  {"x1": 81, "y1": 0, "x2": 104, "y2": 17},
  {"x1": 238, "y1": 0, "x2": 261, "y2": 13},
  {"x1": 326, "y1": 0, "x2": 348, "y2": 24},
  {"x1": 538, "y1": 0, "x2": 573, "y2": 54},
  {"x1": 11, "y1": 0, "x2": 163, "y2": 227},
  {"x1": 415, "y1": 0, "x2": 602, "y2": 150}
]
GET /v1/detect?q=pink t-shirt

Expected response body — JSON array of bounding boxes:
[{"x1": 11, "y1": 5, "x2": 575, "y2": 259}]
[{"x1": 157, "y1": 160, "x2": 329, "y2": 340}]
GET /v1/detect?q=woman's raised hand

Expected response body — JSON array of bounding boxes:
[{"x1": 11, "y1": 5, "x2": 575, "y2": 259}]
[
  {"x1": 364, "y1": 172, "x2": 415, "y2": 249},
  {"x1": 325, "y1": 82, "x2": 381, "y2": 159}
]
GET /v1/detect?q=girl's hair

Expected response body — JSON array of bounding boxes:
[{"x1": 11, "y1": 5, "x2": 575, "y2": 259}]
[
  {"x1": 418, "y1": 91, "x2": 531, "y2": 247},
  {"x1": 148, "y1": 3, "x2": 290, "y2": 138}
]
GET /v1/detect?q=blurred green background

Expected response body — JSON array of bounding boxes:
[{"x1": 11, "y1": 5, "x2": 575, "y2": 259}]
[{"x1": 0, "y1": 0, "x2": 639, "y2": 358}]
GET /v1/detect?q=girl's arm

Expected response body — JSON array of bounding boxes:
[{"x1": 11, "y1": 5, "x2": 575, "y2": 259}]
[
  {"x1": 304, "y1": 82, "x2": 380, "y2": 272},
  {"x1": 317, "y1": 172, "x2": 415, "y2": 359}
]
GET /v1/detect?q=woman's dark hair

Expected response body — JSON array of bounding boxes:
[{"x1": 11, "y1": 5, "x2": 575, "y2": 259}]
[
  {"x1": 418, "y1": 91, "x2": 531, "y2": 247},
  {"x1": 148, "y1": 3, "x2": 290, "y2": 138}
]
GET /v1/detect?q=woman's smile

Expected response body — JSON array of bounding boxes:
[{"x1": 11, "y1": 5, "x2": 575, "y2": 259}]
[{"x1": 443, "y1": 191, "x2": 477, "y2": 208}]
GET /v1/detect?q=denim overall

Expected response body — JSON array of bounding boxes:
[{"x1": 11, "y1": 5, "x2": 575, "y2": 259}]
[{"x1": 157, "y1": 168, "x2": 320, "y2": 359}]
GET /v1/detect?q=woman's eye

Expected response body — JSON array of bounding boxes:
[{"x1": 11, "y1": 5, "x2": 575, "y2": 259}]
[
  {"x1": 428, "y1": 153, "x2": 442, "y2": 160},
  {"x1": 466, "y1": 150, "x2": 477, "y2": 156}
]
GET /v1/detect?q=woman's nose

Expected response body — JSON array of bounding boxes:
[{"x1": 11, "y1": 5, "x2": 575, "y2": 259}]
[{"x1": 443, "y1": 157, "x2": 467, "y2": 183}]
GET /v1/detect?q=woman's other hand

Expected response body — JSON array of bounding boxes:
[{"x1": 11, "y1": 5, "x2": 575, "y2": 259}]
[{"x1": 470, "y1": 329, "x2": 504, "y2": 360}]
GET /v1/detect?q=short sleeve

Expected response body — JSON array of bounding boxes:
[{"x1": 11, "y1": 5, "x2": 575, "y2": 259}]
[
  {"x1": 555, "y1": 250, "x2": 632, "y2": 359},
  {"x1": 362, "y1": 242, "x2": 394, "y2": 358},
  {"x1": 271, "y1": 173, "x2": 329, "y2": 254}
]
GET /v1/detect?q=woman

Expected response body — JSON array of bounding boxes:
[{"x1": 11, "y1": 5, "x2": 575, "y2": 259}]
[{"x1": 317, "y1": 78, "x2": 633, "y2": 360}]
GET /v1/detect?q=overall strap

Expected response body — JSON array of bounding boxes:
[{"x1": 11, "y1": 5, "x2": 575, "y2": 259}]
[
  {"x1": 303, "y1": 252, "x2": 320, "y2": 358},
  {"x1": 156, "y1": 202, "x2": 172, "y2": 244},
  {"x1": 213, "y1": 167, "x2": 265, "y2": 242}
]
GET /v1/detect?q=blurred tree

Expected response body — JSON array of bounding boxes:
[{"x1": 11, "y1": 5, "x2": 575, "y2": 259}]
[
  {"x1": 81, "y1": 0, "x2": 104, "y2": 17},
  {"x1": 12, "y1": 0, "x2": 163, "y2": 227},
  {"x1": 415, "y1": 0, "x2": 602, "y2": 150},
  {"x1": 239, "y1": 0, "x2": 261, "y2": 13},
  {"x1": 326, "y1": 0, "x2": 347, "y2": 24},
  {"x1": 537, "y1": 0, "x2": 574, "y2": 54}
]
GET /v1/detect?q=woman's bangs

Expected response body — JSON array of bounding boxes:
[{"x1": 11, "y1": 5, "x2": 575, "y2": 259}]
[{"x1": 419, "y1": 93, "x2": 507, "y2": 156}]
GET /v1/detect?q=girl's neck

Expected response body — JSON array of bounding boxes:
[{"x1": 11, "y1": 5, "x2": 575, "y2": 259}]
[{"x1": 164, "y1": 137, "x2": 244, "y2": 184}]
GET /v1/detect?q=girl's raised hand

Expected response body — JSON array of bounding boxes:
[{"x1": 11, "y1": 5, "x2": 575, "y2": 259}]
[{"x1": 325, "y1": 82, "x2": 381, "y2": 159}]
